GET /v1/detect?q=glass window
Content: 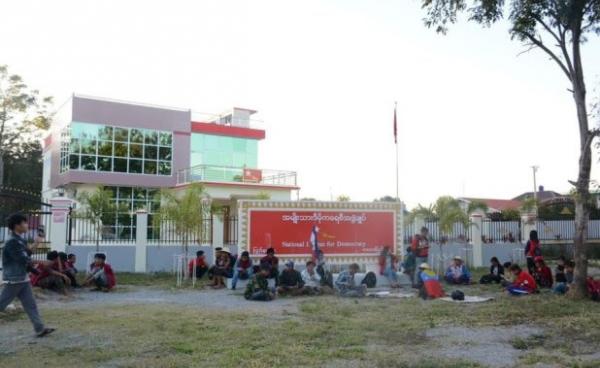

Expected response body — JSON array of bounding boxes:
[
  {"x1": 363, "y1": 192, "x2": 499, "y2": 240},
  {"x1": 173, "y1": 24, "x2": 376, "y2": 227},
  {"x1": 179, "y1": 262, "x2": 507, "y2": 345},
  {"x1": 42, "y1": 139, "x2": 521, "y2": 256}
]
[
  {"x1": 129, "y1": 144, "x2": 143, "y2": 158},
  {"x1": 114, "y1": 158, "x2": 127, "y2": 172},
  {"x1": 114, "y1": 142, "x2": 128, "y2": 157},
  {"x1": 144, "y1": 160, "x2": 157, "y2": 175},
  {"x1": 133, "y1": 188, "x2": 146, "y2": 200},
  {"x1": 144, "y1": 130, "x2": 158, "y2": 145},
  {"x1": 114, "y1": 127, "x2": 129, "y2": 142},
  {"x1": 129, "y1": 159, "x2": 143, "y2": 174},
  {"x1": 119, "y1": 187, "x2": 132, "y2": 197},
  {"x1": 80, "y1": 155, "x2": 96, "y2": 170},
  {"x1": 98, "y1": 157, "x2": 112, "y2": 171},
  {"x1": 159, "y1": 132, "x2": 172, "y2": 146},
  {"x1": 98, "y1": 126, "x2": 113, "y2": 140},
  {"x1": 158, "y1": 161, "x2": 171, "y2": 175},
  {"x1": 80, "y1": 139, "x2": 97, "y2": 155},
  {"x1": 130, "y1": 129, "x2": 144, "y2": 143},
  {"x1": 98, "y1": 141, "x2": 113, "y2": 156},
  {"x1": 69, "y1": 154, "x2": 80, "y2": 169},
  {"x1": 159, "y1": 147, "x2": 172, "y2": 161},
  {"x1": 72, "y1": 122, "x2": 99, "y2": 139},
  {"x1": 144, "y1": 145, "x2": 157, "y2": 160},
  {"x1": 70, "y1": 139, "x2": 80, "y2": 154}
]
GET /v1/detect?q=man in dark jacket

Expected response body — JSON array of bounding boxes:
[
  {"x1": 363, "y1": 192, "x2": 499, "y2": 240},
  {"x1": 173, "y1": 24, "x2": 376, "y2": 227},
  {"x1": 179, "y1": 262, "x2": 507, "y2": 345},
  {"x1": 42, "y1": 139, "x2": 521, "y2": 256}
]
[
  {"x1": 277, "y1": 261, "x2": 306, "y2": 296},
  {"x1": 0, "y1": 213, "x2": 55, "y2": 337}
]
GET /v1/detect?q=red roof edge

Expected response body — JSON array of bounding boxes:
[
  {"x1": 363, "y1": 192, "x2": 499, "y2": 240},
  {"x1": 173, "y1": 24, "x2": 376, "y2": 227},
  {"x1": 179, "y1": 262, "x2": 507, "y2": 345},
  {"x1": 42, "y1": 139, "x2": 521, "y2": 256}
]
[{"x1": 191, "y1": 121, "x2": 265, "y2": 140}]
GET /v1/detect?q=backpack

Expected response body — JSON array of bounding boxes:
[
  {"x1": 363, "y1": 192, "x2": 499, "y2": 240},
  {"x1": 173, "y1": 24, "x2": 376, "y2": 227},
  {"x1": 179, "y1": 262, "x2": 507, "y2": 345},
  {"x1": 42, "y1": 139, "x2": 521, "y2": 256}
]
[
  {"x1": 451, "y1": 290, "x2": 465, "y2": 301},
  {"x1": 361, "y1": 271, "x2": 377, "y2": 288},
  {"x1": 587, "y1": 277, "x2": 600, "y2": 301}
]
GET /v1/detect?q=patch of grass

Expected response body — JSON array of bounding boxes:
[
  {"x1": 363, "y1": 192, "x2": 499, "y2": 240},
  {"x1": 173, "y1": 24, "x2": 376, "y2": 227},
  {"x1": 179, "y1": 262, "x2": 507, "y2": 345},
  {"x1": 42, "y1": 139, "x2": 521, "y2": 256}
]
[{"x1": 114, "y1": 272, "x2": 211, "y2": 289}]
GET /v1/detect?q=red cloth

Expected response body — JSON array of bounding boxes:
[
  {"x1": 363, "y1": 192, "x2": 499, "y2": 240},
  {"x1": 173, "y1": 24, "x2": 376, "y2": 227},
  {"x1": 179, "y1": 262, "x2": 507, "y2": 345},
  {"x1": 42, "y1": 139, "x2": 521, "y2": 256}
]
[
  {"x1": 378, "y1": 254, "x2": 398, "y2": 275},
  {"x1": 512, "y1": 271, "x2": 537, "y2": 293},
  {"x1": 535, "y1": 266, "x2": 553, "y2": 288},
  {"x1": 103, "y1": 264, "x2": 116, "y2": 289},
  {"x1": 527, "y1": 240, "x2": 540, "y2": 257},
  {"x1": 411, "y1": 235, "x2": 429, "y2": 258},
  {"x1": 237, "y1": 258, "x2": 252, "y2": 270},
  {"x1": 30, "y1": 263, "x2": 48, "y2": 286},
  {"x1": 188, "y1": 257, "x2": 207, "y2": 276}
]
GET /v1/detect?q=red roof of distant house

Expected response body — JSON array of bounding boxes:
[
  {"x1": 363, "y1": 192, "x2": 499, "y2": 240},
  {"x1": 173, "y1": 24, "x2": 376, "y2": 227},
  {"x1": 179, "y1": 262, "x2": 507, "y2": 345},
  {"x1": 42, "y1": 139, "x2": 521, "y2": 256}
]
[{"x1": 463, "y1": 198, "x2": 522, "y2": 212}]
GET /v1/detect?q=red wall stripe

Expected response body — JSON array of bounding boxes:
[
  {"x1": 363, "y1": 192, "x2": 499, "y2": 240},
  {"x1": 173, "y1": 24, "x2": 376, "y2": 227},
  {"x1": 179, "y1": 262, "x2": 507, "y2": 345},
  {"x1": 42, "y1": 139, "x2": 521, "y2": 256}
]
[{"x1": 191, "y1": 122, "x2": 265, "y2": 140}]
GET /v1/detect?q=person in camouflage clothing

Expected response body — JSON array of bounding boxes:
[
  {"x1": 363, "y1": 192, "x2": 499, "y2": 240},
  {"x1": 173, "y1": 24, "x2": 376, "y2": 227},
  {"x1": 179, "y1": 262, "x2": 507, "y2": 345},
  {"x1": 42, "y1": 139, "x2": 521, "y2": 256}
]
[{"x1": 244, "y1": 264, "x2": 275, "y2": 301}]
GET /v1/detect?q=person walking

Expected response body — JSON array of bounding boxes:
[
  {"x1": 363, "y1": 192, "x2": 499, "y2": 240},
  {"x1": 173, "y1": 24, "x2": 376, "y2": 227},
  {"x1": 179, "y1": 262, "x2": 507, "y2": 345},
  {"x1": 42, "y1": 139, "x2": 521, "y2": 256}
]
[{"x1": 0, "y1": 213, "x2": 55, "y2": 337}]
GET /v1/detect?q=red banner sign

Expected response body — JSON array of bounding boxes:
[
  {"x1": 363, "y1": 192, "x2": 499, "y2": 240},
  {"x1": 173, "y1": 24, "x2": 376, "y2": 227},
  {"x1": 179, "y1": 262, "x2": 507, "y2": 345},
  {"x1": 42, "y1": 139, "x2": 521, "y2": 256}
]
[
  {"x1": 243, "y1": 169, "x2": 262, "y2": 183},
  {"x1": 249, "y1": 210, "x2": 395, "y2": 256}
]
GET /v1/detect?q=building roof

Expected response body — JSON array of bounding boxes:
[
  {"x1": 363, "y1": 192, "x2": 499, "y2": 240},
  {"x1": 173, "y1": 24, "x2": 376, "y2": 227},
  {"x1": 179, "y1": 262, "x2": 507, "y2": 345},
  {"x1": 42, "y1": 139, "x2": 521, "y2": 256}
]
[
  {"x1": 461, "y1": 197, "x2": 522, "y2": 212},
  {"x1": 512, "y1": 190, "x2": 562, "y2": 202}
]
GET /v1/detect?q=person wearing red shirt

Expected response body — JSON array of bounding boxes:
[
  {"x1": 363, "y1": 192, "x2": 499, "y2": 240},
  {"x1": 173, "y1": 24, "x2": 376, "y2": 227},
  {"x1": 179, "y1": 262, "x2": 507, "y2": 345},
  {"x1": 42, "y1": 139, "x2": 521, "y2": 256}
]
[
  {"x1": 411, "y1": 227, "x2": 430, "y2": 285},
  {"x1": 533, "y1": 256, "x2": 553, "y2": 288},
  {"x1": 83, "y1": 253, "x2": 116, "y2": 292},
  {"x1": 524, "y1": 230, "x2": 541, "y2": 274},
  {"x1": 188, "y1": 250, "x2": 208, "y2": 280},
  {"x1": 506, "y1": 264, "x2": 537, "y2": 295}
]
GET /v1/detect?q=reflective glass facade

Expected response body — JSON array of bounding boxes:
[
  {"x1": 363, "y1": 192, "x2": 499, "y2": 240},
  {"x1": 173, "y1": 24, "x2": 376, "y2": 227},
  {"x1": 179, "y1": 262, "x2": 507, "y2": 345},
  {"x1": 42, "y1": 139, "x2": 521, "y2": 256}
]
[
  {"x1": 60, "y1": 122, "x2": 173, "y2": 176},
  {"x1": 102, "y1": 186, "x2": 160, "y2": 240}
]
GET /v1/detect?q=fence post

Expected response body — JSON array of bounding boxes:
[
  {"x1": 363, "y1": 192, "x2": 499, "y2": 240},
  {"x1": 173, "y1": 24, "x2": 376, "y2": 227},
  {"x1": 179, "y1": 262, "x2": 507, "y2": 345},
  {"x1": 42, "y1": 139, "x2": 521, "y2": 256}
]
[
  {"x1": 470, "y1": 214, "x2": 484, "y2": 268},
  {"x1": 521, "y1": 212, "x2": 537, "y2": 244},
  {"x1": 213, "y1": 214, "x2": 224, "y2": 248},
  {"x1": 49, "y1": 197, "x2": 74, "y2": 253},
  {"x1": 135, "y1": 210, "x2": 148, "y2": 273}
]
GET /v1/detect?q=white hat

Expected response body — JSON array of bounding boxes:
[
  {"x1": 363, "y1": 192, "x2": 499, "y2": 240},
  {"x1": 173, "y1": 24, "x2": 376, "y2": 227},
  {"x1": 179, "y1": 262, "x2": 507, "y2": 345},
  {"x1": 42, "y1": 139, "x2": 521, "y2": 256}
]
[
  {"x1": 419, "y1": 263, "x2": 430, "y2": 269},
  {"x1": 453, "y1": 256, "x2": 463, "y2": 261}
]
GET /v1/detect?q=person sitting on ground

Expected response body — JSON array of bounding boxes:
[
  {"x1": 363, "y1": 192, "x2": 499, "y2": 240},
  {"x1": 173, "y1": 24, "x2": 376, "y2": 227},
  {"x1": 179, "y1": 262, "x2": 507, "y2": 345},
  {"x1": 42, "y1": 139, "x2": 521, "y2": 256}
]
[
  {"x1": 83, "y1": 253, "x2": 116, "y2": 292},
  {"x1": 231, "y1": 251, "x2": 253, "y2": 290},
  {"x1": 379, "y1": 246, "x2": 400, "y2": 288},
  {"x1": 244, "y1": 264, "x2": 275, "y2": 301},
  {"x1": 277, "y1": 261, "x2": 306, "y2": 296},
  {"x1": 500, "y1": 262, "x2": 513, "y2": 286},
  {"x1": 480, "y1": 257, "x2": 504, "y2": 284},
  {"x1": 444, "y1": 256, "x2": 471, "y2": 285},
  {"x1": 506, "y1": 264, "x2": 537, "y2": 295},
  {"x1": 207, "y1": 247, "x2": 223, "y2": 281},
  {"x1": 554, "y1": 260, "x2": 575, "y2": 294},
  {"x1": 533, "y1": 256, "x2": 553, "y2": 288},
  {"x1": 188, "y1": 250, "x2": 208, "y2": 280},
  {"x1": 31, "y1": 251, "x2": 71, "y2": 295},
  {"x1": 211, "y1": 250, "x2": 231, "y2": 289},
  {"x1": 59, "y1": 252, "x2": 79, "y2": 288},
  {"x1": 260, "y1": 247, "x2": 280, "y2": 285},
  {"x1": 416, "y1": 263, "x2": 445, "y2": 300},
  {"x1": 335, "y1": 263, "x2": 366, "y2": 298},
  {"x1": 301, "y1": 260, "x2": 331, "y2": 295},
  {"x1": 403, "y1": 246, "x2": 416, "y2": 286}
]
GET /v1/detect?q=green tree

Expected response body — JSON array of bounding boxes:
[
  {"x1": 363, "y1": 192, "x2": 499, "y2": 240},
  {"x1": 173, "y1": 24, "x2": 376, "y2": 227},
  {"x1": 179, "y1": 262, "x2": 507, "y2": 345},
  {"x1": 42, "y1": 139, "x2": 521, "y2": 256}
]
[
  {"x1": 374, "y1": 195, "x2": 397, "y2": 202},
  {"x1": 77, "y1": 187, "x2": 121, "y2": 252},
  {"x1": 255, "y1": 191, "x2": 271, "y2": 200},
  {"x1": 0, "y1": 64, "x2": 53, "y2": 187},
  {"x1": 408, "y1": 203, "x2": 438, "y2": 222},
  {"x1": 336, "y1": 195, "x2": 351, "y2": 202},
  {"x1": 421, "y1": 0, "x2": 600, "y2": 298},
  {"x1": 500, "y1": 208, "x2": 521, "y2": 221},
  {"x1": 467, "y1": 200, "x2": 489, "y2": 215},
  {"x1": 153, "y1": 183, "x2": 210, "y2": 257}
]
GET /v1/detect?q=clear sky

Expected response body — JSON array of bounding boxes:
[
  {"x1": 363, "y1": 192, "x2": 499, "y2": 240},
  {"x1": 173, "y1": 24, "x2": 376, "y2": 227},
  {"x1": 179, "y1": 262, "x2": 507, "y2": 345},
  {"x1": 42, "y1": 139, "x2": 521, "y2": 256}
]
[{"x1": 1, "y1": 0, "x2": 599, "y2": 208}]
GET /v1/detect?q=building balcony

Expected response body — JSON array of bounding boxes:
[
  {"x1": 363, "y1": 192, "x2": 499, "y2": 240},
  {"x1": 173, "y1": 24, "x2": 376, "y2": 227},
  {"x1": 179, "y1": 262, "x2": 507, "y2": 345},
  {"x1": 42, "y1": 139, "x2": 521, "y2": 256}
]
[{"x1": 176, "y1": 164, "x2": 298, "y2": 188}]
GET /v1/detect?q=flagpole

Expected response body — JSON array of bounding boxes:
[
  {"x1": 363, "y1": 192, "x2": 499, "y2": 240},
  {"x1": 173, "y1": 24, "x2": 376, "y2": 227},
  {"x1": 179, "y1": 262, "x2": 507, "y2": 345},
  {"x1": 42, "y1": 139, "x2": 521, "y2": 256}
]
[{"x1": 394, "y1": 102, "x2": 404, "y2": 257}]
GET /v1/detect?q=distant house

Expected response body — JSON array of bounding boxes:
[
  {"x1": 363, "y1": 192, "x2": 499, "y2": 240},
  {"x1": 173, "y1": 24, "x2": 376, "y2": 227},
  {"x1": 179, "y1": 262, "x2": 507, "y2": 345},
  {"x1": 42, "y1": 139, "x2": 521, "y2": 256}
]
[
  {"x1": 512, "y1": 186, "x2": 562, "y2": 202},
  {"x1": 457, "y1": 197, "x2": 522, "y2": 215}
]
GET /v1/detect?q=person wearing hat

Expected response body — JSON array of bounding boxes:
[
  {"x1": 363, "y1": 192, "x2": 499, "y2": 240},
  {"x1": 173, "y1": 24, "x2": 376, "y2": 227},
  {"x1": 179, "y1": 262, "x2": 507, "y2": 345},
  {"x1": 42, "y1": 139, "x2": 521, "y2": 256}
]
[
  {"x1": 335, "y1": 263, "x2": 367, "y2": 297},
  {"x1": 188, "y1": 250, "x2": 208, "y2": 280},
  {"x1": 444, "y1": 256, "x2": 471, "y2": 285},
  {"x1": 533, "y1": 256, "x2": 553, "y2": 288},
  {"x1": 231, "y1": 251, "x2": 254, "y2": 290},
  {"x1": 260, "y1": 247, "x2": 280, "y2": 285},
  {"x1": 277, "y1": 260, "x2": 306, "y2": 296},
  {"x1": 207, "y1": 247, "x2": 224, "y2": 281},
  {"x1": 416, "y1": 263, "x2": 445, "y2": 299},
  {"x1": 244, "y1": 264, "x2": 275, "y2": 301}
]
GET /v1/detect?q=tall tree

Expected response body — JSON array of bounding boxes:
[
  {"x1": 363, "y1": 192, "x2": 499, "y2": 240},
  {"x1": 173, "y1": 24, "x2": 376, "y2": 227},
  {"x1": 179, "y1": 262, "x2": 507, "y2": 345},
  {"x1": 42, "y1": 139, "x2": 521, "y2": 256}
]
[
  {"x1": 0, "y1": 64, "x2": 53, "y2": 187},
  {"x1": 421, "y1": 0, "x2": 600, "y2": 298}
]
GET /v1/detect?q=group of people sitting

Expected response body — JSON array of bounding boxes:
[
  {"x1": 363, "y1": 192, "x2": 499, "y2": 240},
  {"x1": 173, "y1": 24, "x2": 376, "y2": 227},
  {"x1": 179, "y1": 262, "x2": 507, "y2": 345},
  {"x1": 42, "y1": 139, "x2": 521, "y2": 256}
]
[{"x1": 30, "y1": 251, "x2": 116, "y2": 294}]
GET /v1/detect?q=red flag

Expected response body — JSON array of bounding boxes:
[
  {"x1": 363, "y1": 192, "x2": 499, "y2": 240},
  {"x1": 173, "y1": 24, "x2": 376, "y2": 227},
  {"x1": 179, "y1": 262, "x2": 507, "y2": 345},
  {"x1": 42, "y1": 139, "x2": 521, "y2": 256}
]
[{"x1": 393, "y1": 104, "x2": 397, "y2": 144}]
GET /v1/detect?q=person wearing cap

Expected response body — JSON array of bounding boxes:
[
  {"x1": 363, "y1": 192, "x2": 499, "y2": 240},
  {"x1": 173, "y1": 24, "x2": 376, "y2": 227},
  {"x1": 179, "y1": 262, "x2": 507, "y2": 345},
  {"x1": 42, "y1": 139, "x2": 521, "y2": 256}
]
[
  {"x1": 244, "y1": 264, "x2": 275, "y2": 301},
  {"x1": 533, "y1": 256, "x2": 553, "y2": 288},
  {"x1": 335, "y1": 263, "x2": 367, "y2": 297},
  {"x1": 207, "y1": 247, "x2": 224, "y2": 281},
  {"x1": 416, "y1": 263, "x2": 445, "y2": 299},
  {"x1": 411, "y1": 227, "x2": 430, "y2": 285},
  {"x1": 277, "y1": 261, "x2": 306, "y2": 296},
  {"x1": 444, "y1": 256, "x2": 471, "y2": 285},
  {"x1": 231, "y1": 251, "x2": 254, "y2": 290},
  {"x1": 260, "y1": 247, "x2": 280, "y2": 285},
  {"x1": 188, "y1": 250, "x2": 208, "y2": 280}
]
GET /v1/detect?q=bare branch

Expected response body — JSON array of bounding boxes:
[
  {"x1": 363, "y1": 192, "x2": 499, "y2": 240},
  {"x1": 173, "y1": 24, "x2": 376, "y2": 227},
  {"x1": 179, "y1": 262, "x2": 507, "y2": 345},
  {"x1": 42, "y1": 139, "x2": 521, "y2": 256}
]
[{"x1": 519, "y1": 31, "x2": 572, "y2": 81}]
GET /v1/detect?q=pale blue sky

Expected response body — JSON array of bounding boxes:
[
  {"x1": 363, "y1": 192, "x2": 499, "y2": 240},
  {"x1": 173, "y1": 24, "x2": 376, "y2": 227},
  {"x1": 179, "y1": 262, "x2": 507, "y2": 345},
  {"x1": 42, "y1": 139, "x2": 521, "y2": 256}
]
[{"x1": 1, "y1": 0, "x2": 599, "y2": 207}]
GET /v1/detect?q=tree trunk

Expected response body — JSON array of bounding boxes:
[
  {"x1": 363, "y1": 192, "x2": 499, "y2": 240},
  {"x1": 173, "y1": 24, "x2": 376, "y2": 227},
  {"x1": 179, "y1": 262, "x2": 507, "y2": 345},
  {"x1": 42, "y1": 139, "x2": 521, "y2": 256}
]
[
  {"x1": 0, "y1": 153, "x2": 4, "y2": 187},
  {"x1": 568, "y1": 29, "x2": 591, "y2": 299}
]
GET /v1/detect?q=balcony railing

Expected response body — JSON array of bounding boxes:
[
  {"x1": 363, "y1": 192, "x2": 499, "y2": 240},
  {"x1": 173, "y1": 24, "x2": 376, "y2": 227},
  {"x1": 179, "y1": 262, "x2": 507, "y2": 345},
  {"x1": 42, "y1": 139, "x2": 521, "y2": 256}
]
[{"x1": 177, "y1": 164, "x2": 297, "y2": 187}]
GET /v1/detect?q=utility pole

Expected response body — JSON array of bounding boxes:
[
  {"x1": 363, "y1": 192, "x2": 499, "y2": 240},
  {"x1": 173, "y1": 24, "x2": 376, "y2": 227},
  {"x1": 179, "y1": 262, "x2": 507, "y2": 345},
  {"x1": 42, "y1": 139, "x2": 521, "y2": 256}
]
[{"x1": 531, "y1": 165, "x2": 539, "y2": 216}]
